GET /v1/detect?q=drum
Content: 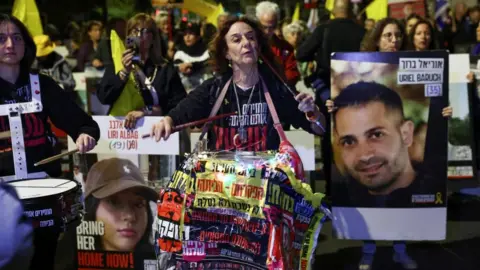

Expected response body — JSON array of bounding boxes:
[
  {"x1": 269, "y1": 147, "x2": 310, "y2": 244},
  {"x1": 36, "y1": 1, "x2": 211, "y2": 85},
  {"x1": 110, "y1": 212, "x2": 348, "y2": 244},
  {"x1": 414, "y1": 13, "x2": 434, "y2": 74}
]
[
  {"x1": 155, "y1": 151, "x2": 326, "y2": 270},
  {"x1": 10, "y1": 178, "x2": 84, "y2": 232}
]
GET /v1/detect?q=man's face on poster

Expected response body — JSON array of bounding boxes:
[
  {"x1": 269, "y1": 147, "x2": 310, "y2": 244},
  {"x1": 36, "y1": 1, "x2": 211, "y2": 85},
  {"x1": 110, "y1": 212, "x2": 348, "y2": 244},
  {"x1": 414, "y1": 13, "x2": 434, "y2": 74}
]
[{"x1": 334, "y1": 101, "x2": 414, "y2": 192}]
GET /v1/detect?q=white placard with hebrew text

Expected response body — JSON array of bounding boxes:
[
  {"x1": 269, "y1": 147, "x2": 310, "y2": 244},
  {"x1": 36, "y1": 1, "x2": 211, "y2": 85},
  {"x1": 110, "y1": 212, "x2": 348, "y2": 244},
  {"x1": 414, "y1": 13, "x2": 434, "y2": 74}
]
[{"x1": 68, "y1": 116, "x2": 179, "y2": 155}]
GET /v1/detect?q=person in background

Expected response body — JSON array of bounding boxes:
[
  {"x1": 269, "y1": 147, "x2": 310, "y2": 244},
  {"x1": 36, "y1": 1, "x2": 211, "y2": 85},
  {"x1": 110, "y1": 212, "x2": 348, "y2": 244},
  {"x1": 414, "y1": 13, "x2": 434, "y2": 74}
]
[
  {"x1": 283, "y1": 22, "x2": 304, "y2": 49},
  {"x1": 63, "y1": 21, "x2": 82, "y2": 58},
  {"x1": 282, "y1": 21, "x2": 313, "y2": 79},
  {"x1": 364, "y1": 18, "x2": 375, "y2": 31},
  {"x1": 201, "y1": 22, "x2": 217, "y2": 45},
  {"x1": 444, "y1": 2, "x2": 472, "y2": 51},
  {"x1": 466, "y1": 6, "x2": 480, "y2": 41},
  {"x1": 217, "y1": 12, "x2": 232, "y2": 31},
  {"x1": 0, "y1": 183, "x2": 34, "y2": 270},
  {"x1": 256, "y1": 1, "x2": 301, "y2": 87},
  {"x1": 44, "y1": 24, "x2": 63, "y2": 46},
  {"x1": 156, "y1": 14, "x2": 170, "y2": 43},
  {"x1": 173, "y1": 22, "x2": 211, "y2": 93},
  {"x1": 32, "y1": 35, "x2": 76, "y2": 92},
  {"x1": 362, "y1": 18, "x2": 407, "y2": 52},
  {"x1": 97, "y1": 13, "x2": 186, "y2": 126},
  {"x1": 297, "y1": 0, "x2": 365, "y2": 92},
  {"x1": 76, "y1": 20, "x2": 103, "y2": 71},
  {"x1": 405, "y1": 13, "x2": 422, "y2": 35},
  {"x1": 471, "y1": 23, "x2": 480, "y2": 55},
  {"x1": 407, "y1": 19, "x2": 437, "y2": 51},
  {"x1": 402, "y1": 2, "x2": 415, "y2": 23},
  {"x1": 92, "y1": 18, "x2": 127, "y2": 69}
]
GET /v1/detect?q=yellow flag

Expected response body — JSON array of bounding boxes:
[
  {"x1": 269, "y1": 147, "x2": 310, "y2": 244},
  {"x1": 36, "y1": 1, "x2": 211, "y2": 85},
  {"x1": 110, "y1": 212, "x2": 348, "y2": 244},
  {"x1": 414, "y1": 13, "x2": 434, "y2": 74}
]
[
  {"x1": 183, "y1": 0, "x2": 218, "y2": 18},
  {"x1": 109, "y1": 30, "x2": 145, "y2": 117},
  {"x1": 292, "y1": 3, "x2": 300, "y2": 22},
  {"x1": 325, "y1": 0, "x2": 335, "y2": 19},
  {"x1": 366, "y1": 0, "x2": 388, "y2": 21},
  {"x1": 206, "y1": 3, "x2": 225, "y2": 27},
  {"x1": 12, "y1": 0, "x2": 43, "y2": 36}
]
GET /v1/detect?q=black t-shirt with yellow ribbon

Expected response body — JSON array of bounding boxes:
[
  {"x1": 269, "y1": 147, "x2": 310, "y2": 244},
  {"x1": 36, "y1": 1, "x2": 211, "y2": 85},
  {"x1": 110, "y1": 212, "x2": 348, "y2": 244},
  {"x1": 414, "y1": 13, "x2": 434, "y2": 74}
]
[{"x1": 332, "y1": 163, "x2": 446, "y2": 208}]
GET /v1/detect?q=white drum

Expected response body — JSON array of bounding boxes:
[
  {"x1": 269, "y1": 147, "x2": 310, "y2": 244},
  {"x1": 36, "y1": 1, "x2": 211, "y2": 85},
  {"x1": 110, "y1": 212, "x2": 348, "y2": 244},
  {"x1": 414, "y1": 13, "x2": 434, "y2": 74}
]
[{"x1": 10, "y1": 178, "x2": 84, "y2": 232}]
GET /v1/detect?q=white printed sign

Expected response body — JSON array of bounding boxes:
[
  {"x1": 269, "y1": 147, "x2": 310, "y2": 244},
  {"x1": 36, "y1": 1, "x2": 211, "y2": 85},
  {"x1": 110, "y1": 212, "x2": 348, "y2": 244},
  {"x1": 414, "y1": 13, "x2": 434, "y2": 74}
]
[
  {"x1": 397, "y1": 71, "x2": 443, "y2": 84},
  {"x1": 397, "y1": 58, "x2": 444, "y2": 85},
  {"x1": 68, "y1": 116, "x2": 179, "y2": 155},
  {"x1": 399, "y1": 58, "x2": 444, "y2": 71}
]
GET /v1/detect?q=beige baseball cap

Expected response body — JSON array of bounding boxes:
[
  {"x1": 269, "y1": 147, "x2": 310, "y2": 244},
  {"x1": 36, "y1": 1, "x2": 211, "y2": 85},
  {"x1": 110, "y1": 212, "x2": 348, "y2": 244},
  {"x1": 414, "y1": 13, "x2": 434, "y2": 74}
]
[{"x1": 84, "y1": 158, "x2": 158, "y2": 201}]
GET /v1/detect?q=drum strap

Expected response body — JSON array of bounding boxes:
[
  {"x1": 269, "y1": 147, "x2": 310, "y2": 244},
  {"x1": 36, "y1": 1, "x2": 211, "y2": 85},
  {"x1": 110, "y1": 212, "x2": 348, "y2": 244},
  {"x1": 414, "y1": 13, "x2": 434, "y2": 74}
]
[
  {"x1": 0, "y1": 74, "x2": 46, "y2": 181},
  {"x1": 259, "y1": 76, "x2": 288, "y2": 142},
  {"x1": 198, "y1": 78, "x2": 232, "y2": 142}
]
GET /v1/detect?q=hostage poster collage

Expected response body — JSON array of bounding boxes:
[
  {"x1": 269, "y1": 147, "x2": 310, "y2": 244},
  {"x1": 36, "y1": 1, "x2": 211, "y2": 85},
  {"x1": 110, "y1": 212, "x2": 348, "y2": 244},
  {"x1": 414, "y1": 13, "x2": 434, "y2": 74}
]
[
  {"x1": 66, "y1": 153, "x2": 325, "y2": 270},
  {"x1": 73, "y1": 193, "x2": 158, "y2": 270},
  {"x1": 330, "y1": 51, "x2": 449, "y2": 241}
]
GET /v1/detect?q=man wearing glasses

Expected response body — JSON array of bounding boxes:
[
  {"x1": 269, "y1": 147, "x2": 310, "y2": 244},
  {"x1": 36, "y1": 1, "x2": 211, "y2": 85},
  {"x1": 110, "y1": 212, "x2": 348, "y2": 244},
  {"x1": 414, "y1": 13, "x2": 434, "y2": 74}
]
[{"x1": 256, "y1": 1, "x2": 301, "y2": 87}]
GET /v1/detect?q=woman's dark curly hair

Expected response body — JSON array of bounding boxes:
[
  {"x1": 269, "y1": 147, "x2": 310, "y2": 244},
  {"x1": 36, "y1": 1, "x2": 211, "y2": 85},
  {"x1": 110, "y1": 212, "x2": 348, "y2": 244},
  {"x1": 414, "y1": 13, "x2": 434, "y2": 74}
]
[
  {"x1": 407, "y1": 19, "x2": 437, "y2": 51},
  {"x1": 209, "y1": 16, "x2": 281, "y2": 76},
  {"x1": 361, "y1": 18, "x2": 407, "y2": 52}
]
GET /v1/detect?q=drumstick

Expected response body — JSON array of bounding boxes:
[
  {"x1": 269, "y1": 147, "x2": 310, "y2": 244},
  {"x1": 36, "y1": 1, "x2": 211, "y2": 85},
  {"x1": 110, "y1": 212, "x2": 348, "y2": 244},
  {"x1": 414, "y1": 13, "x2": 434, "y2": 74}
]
[
  {"x1": 142, "y1": 112, "x2": 237, "y2": 139},
  {"x1": 34, "y1": 148, "x2": 79, "y2": 167},
  {"x1": 0, "y1": 130, "x2": 11, "y2": 140}
]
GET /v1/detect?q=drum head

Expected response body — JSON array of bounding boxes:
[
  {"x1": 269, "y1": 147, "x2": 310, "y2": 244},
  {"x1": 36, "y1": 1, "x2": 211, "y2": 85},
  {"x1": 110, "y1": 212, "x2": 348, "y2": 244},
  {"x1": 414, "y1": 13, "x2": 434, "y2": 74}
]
[{"x1": 10, "y1": 178, "x2": 78, "y2": 199}]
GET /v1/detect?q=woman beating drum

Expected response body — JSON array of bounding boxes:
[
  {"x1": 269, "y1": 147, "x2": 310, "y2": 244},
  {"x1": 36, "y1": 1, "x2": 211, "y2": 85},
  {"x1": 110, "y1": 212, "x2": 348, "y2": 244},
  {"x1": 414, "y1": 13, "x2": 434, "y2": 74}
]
[
  {"x1": 150, "y1": 16, "x2": 325, "y2": 151},
  {"x1": 0, "y1": 14, "x2": 99, "y2": 270}
]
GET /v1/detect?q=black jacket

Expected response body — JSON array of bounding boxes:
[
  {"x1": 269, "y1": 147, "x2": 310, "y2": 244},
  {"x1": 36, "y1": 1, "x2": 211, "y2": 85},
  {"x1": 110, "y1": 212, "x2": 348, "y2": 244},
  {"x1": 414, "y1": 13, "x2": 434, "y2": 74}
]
[
  {"x1": 166, "y1": 64, "x2": 315, "y2": 151},
  {"x1": 0, "y1": 72, "x2": 100, "y2": 177},
  {"x1": 97, "y1": 60, "x2": 187, "y2": 115},
  {"x1": 296, "y1": 18, "x2": 365, "y2": 86}
]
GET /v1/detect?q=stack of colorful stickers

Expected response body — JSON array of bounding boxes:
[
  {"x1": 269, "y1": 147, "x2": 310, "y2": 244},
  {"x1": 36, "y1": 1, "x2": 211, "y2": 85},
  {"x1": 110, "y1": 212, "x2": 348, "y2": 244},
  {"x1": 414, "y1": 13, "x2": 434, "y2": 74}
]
[{"x1": 154, "y1": 152, "x2": 325, "y2": 270}]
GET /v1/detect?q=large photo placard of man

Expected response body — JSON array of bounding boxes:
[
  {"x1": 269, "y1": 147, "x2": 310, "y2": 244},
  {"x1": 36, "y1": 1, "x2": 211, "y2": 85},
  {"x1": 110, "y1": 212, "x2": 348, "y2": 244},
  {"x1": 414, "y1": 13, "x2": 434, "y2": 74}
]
[{"x1": 330, "y1": 51, "x2": 448, "y2": 241}]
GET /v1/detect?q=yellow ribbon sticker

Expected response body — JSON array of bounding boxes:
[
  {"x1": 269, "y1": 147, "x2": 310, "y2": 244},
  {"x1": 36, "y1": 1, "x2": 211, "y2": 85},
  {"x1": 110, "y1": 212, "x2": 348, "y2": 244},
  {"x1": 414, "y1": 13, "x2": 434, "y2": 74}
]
[{"x1": 434, "y1": 192, "x2": 443, "y2": 204}]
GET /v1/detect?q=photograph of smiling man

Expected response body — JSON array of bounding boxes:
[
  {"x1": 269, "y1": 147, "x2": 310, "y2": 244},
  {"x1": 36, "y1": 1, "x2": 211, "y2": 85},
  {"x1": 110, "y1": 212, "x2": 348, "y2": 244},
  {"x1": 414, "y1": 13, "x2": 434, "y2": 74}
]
[
  {"x1": 75, "y1": 158, "x2": 159, "y2": 270},
  {"x1": 330, "y1": 51, "x2": 449, "y2": 241}
]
